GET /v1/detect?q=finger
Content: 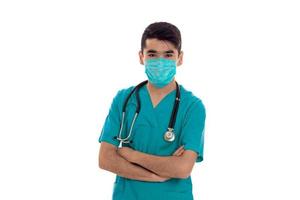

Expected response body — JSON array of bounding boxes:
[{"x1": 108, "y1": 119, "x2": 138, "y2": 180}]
[
  {"x1": 178, "y1": 148, "x2": 185, "y2": 155},
  {"x1": 175, "y1": 145, "x2": 184, "y2": 152},
  {"x1": 176, "y1": 146, "x2": 186, "y2": 156},
  {"x1": 172, "y1": 146, "x2": 183, "y2": 155},
  {"x1": 173, "y1": 145, "x2": 184, "y2": 155},
  {"x1": 176, "y1": 145, "x2": 184, "y2": 153},
  {"x1": 174, "y1": 148, "x2": 185, "y2": 156}
]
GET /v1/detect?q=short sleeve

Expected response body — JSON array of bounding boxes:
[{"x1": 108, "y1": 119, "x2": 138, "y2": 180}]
[
  {"x1": 98, "y1": 90, "x2": 123, "y2": 147},
  {"x1": 181, "y1": 99, "x2": 206, "y2": 163}
]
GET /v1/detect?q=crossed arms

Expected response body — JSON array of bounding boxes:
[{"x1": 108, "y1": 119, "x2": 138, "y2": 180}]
[{"x1": 98, "y1": 141, "x2": 197, "y2": 182}]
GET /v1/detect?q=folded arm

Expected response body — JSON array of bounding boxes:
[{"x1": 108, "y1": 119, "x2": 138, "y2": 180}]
[
  {"x1": 118, "y1": 146, "x2": 197, "y2": 179},
  {"x1": 98, "y1": 142, "x2": 170, "y2": 182}
]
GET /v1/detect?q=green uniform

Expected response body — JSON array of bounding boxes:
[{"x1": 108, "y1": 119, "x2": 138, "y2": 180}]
[{"x1": 99, "y1": 84, "x2": 206, "y2": 200}]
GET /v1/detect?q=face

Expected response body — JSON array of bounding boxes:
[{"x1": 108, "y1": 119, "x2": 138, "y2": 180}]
[{"x1": 139, "y1": 38, "x2": 183, "y2": 66}]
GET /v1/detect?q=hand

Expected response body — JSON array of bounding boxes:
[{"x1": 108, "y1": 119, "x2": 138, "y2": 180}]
[
  {"x1": 172, "y1": 145, "x2": 185, "y2": 156},
  {"x1": 117, "y1": 146, "x2": 136, "y2": 162},
  {"x1": 151, "y1": 173, "x2": 171, "y2": 182}
]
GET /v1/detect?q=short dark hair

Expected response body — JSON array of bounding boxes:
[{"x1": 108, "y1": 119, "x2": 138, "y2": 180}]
[{"x1": 141, "y1": 22, "x2": 182, "y2": 53}]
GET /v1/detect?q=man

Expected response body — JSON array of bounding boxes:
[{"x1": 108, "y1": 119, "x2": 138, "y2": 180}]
[{"x1": 98, "y1": 22, "x2": 206, "y2": 200}]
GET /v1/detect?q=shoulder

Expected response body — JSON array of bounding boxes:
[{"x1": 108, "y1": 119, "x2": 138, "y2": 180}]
[
  {"x1": 179, "y1": 84, "x2": 206, "y2": 112},
  {"x1": 109, "y1": 85, "x2": 134, "y2": 108},
  {"x1": 180, "y1": 85, "x2": 204, "y2": 108},
  {"x1": 114, "y1": 80, "x2": 148, "y2": 99},
  {"x1": 114, "y1": 85, "x2": 135, "y2": 99}
]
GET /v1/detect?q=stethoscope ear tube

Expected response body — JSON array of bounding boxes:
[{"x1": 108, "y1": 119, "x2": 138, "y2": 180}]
[
  {"x1": 116, "y1": 112, "x2": 138, "y2": 147},
  {"x1": 117, "y1": 80, "x2": 148, "y2": 147}
]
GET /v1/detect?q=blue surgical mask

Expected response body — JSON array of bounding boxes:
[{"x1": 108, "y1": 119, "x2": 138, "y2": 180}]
[{"x1": 145, "y1": 58, "x2": 177, "y2": 88}]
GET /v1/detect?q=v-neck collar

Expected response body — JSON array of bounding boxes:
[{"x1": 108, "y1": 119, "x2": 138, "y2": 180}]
[
  {"x1": 144, "y1": 85, "x2": 177, "y2": 109},
  {"x1": 138, "y1": 84, "x2": 181, "y2": 128}
]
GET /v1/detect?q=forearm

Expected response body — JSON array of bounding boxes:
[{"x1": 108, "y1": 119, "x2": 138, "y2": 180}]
[
  {"x1": 131, "y1": 151, "x2": 187, "y2": 178},
  {"x1": 100, "y1": 149, "x2": 167, "y2": 182}
]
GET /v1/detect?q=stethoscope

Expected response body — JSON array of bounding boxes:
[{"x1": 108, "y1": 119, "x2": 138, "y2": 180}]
[{"x1": 114, "y1": 80, "x2": 181, "y2": 148}]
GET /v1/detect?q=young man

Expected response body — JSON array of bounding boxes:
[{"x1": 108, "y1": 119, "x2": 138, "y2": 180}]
[{"x1": 98, "y1": 22, "x2": 206, "y2": 200}]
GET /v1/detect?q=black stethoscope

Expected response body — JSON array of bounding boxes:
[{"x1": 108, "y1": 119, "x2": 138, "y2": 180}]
[{"x1": 114, "y1": 80, "x2": 181, "y2": 148}]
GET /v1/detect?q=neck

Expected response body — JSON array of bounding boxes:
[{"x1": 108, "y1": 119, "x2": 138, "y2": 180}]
[{"x1": 146, "y1": 79, "x2": 176, "y2": 96}]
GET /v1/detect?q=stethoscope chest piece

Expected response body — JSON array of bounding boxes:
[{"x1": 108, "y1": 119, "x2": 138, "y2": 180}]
[{"x1": 164, "y1": 128, "x2": 175, "y2": 142}]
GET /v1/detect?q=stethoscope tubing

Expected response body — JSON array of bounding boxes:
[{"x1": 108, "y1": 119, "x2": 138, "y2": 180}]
[{"x1": 115, "y1": 80, "x2": 180, "y2": 147}]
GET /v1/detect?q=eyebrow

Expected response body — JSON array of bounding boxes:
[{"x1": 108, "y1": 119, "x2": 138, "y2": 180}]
[{"x1": 146, "y1": 49, "x2": 175, "y2": 54}]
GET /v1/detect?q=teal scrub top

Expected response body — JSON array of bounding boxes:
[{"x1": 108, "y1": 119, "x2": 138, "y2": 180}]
[{"x1": 98, "y1": 83, "x2": 206, "y2": 200}]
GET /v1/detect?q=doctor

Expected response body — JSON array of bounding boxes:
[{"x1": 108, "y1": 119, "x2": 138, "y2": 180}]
[{"x1": 98, "y1": 22, "x2": 206, "y2": 200}]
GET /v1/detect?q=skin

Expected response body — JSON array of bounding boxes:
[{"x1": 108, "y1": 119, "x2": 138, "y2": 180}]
[
  {"x1": 99, "y1": 38, "x2": 197, "y2": 181},
  {"x1": 139, "y1": 38, "x2": 184, "y2": 107},
  {"x1": 99, "y1": 142, "x2": 185, "y2": 182},
  {"x1": 117, "y1": 145, "x2": 197, "y2": 179}
]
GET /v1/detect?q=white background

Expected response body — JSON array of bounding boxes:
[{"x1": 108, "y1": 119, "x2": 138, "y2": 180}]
[{"x1": 0, "y1": 0, "x2": 299, "y2": 199}]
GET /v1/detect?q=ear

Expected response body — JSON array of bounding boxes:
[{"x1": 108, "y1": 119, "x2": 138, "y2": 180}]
[
  {"x1": 177, "y1": 51, "x2": 183, "y2": 66},
  {"x1": 139, "y1": 50, "x2": 145, "y2": 65}
]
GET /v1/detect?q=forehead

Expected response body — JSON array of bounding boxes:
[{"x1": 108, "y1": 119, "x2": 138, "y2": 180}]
[{"x1": 144, "y1": 38, "x2": 177, "y2": 52}]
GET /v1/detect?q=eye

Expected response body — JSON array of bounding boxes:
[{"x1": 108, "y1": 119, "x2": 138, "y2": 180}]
[
  {"x1": 165, "y1": 54, "x2": 173, "y2": 58},
  {"x1": 148, "y1": 53, "x2": 156, "y2": 57}
]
